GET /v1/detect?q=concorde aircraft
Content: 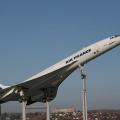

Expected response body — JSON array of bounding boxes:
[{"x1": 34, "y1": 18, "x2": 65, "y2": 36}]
[{"x1": 0, "y1": 35, "x2": 120, "y2": 106}]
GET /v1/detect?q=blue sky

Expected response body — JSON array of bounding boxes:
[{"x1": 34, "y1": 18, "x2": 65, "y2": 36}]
[{"x1": 0, "y1": 0, "x2": 120, "y2": 112}]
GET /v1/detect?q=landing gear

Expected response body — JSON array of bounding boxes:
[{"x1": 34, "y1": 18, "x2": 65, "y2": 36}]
[{"x1": 78, "y1": 65, "x2": 88, "y2": 120}]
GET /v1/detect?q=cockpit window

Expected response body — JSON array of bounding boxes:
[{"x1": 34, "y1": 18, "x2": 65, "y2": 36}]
[{"x1": 110, "y1": 35, "x2": 120, "y2": 39}]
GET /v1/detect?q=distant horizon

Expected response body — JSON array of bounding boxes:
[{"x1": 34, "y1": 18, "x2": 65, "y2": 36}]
[{"x1": 1, "y1": 108, "x2": 120, "y2": 113}]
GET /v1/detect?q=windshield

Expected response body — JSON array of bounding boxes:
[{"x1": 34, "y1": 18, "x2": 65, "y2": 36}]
[{"x1": 110, "y1": 35, "x2": 120, "y2": 39}]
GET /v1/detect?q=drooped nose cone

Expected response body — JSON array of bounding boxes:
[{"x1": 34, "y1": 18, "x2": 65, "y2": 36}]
[
  {"x1": 117, "y1": 36, "x2": 120, "y2": 45},
  {"x1": 97, "y1": 35, "x2": 120, "y2": 54},
  {"x1": 109, "y1": 35, "x2": 120, "y2": 46}
]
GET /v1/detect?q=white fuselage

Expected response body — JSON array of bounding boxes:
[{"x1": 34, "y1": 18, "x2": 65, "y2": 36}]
[{"x1": 25, "y1": 35, "x2": 120, "y2": 82}]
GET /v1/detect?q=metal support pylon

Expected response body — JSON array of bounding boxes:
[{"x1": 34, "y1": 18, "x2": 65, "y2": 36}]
[
  {"x1": 20, "y1": 90, "x2": 26, "y2": 120},
  {"x1": 46, "y1": 101, "x2": 50, "y2": 120},
  {"x1": 79, "y1": 65, "x2": 88, "y2": 120},
  {"x1": 22, "y1": 100, "x2": 26, "y2": 120}
]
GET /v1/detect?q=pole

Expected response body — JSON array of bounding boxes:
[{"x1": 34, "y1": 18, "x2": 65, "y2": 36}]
[
  {"x1": 46, "y1": 101, "x2": 50, "y2": 120},
  {"x1": 82, "y1": 75, "x2": 88, "y2": 120},
  {"x1": 82, "y1": 78, "x2": 86, "y2": 120},
  {"x1": 79, "y1": 65, "x2": 88, "y2": 120},
  {"x1": 22, "y1": 101, "x2": 26, "y2": 120},
  {"x1": 20, "y1": 90, "x2": 26, "y2": 120}
]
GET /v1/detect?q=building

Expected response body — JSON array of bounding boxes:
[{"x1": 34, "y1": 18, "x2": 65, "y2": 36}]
[{"x1": 52, "y1": 107, "x2": 75, "y2": 113}]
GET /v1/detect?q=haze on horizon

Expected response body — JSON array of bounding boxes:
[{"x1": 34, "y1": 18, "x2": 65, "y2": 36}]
[{"x1": 0, "y1": 0, "x2": 120, "y2": 112}]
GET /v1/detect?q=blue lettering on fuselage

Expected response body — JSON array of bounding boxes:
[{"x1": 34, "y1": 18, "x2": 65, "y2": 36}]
[{"x1": 66, "y1": 49, "x2": 91, "y2": 64}]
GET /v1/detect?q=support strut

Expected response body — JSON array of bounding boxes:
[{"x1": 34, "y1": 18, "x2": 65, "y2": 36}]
[
  {"x1": 22, "y1": 100, "x2": 26, "y2": 120},
  {"x1": 43, "y1": 88, "x2": 50, "y2": 120},
  {"x1": 20, "y1": 90, "x2": 26, "y2": 120},
  {"x1": 79, "y1": 65, "x2": 88, "y2": 120},
  {"x1": 46, "y1": 101, "x2": 50, "y2": 120}
]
